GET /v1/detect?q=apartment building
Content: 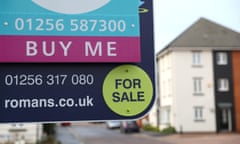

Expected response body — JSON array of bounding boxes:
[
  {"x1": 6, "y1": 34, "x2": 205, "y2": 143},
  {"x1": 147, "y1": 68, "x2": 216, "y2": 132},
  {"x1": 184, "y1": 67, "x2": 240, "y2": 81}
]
[{"x1": 150, "y1": 18, "x2": 240, "y2": 133}]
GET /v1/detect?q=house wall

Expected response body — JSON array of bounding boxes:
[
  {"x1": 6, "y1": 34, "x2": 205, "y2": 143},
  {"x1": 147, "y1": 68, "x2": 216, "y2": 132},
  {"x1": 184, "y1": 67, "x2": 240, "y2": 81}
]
[
  {"x1": 148, "y1": 101, "x2": 159, "y2": 127},
  {"x1": 0, "y1": 123, "x2": 42, "y2": 144},
  {"x1": 158, "y1": 52, "x2": 174, "y2": 129},
  {"x1": 148, "y1": 57, "x2": 161, "y2": 127},
  {"x1": 173, "y1": 50, "x2": 216, "y2": 132},
  {"x1": 213, "y1": 51, "x2": 235, "y2": 132},
  {"x1": 232, "y1": 51, "x2": 240, "y2": 133}
]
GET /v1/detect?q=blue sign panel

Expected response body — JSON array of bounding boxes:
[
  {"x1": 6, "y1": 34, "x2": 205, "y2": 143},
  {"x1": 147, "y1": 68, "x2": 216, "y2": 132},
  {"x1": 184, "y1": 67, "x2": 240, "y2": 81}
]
[
  {"x1": 0, "y1": 0, "x2": 140, "y2": 36},
  {"x1": 0, "y1": 0, "x2": 155, "y2": 123},
  {"x1": 0, "y1": 0, "x2": 142, "y2": 63}
]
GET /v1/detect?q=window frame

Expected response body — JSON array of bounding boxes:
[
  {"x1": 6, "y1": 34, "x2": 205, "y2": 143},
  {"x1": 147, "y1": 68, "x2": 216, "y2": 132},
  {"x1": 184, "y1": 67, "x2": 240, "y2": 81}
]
[
  {"x1": 218, "y1": 78, "x2": 229, "y2": 92},
  {"x1": 194, "y1": 106, "x2": 205, "y2": 122},
  {"x1": 192, "y1": 51, "x2": 201, "y2": 66},
  {"x1": 193, "y1": 77, "x2": 204, "y2": 95},
  {"x1": 160, "y1": 106, "x2": 171, "y2": 124},
  {"x1": 216, "y1": 52, "x2": 228, "y2": 65}
]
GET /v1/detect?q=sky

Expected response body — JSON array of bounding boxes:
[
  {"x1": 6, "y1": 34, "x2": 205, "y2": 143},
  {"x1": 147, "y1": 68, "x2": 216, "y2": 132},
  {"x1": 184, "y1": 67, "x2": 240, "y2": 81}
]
[{"x1": 153, "y1": 0, "x2": 240, "y2": 53}]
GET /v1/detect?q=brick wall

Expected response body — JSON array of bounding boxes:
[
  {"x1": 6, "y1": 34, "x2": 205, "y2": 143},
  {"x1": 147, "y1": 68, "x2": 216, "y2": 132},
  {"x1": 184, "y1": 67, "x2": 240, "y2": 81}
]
[{"x1": 232, "y1": 51, "x2": 240, "y2": 133}]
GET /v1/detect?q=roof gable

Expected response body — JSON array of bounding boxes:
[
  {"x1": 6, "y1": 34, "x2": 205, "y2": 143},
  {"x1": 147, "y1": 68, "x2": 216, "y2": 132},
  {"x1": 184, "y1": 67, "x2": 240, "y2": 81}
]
[{"x1": 168, "y1": 18, "x2": 240, "y2": 48}]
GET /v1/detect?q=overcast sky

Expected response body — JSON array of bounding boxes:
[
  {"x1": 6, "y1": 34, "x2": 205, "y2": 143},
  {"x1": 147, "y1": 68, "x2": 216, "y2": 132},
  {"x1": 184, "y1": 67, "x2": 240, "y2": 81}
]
[{"x1": 153, "y1": 0, "x2": 240, "y2": 53}]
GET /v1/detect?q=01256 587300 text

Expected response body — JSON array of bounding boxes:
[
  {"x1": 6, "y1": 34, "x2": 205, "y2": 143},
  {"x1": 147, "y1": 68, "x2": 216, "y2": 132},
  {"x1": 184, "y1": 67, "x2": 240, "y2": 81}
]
[{"x1": 14, "y1": 18, "x2": 128, "y2": 33}]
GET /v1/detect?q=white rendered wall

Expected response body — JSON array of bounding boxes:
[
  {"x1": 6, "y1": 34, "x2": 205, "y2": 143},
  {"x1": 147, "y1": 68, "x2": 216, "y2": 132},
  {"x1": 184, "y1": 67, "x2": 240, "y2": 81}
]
[{"x1": 172, "y1": 50, "x2": 216, "y2": 132}]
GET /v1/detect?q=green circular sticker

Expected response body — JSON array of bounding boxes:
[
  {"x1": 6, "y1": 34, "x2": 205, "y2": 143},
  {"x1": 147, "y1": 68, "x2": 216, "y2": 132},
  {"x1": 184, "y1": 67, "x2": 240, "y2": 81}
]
[{"x1": 103, "y1": 65, "x2": 153, "y2": 117}]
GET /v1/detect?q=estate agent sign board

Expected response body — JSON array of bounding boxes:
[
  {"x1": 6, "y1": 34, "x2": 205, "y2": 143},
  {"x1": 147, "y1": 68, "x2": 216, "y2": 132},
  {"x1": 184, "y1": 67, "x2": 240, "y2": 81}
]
[{"x1": 0, "y1": 0, "x2": 155, "y2": 123}]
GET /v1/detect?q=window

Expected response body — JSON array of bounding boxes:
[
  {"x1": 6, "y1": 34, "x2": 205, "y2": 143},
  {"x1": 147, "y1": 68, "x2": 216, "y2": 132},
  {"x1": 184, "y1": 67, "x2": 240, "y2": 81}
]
[
  {"x1": 168, "y1": 79, "x2": 172, "y2": 97},
  {"x1": 194, "y1": 107, "x2": 204, "y2": 121},
  {"x1": 222, "y1": 108, "x2": 228, "y2": 124},
  {"x1": 162, "y1": 80, "x2": 166, "y2": 98},
  {"x1": 192, "y1": 51, "x2": 201, "y2": 66},
  {"x1": 11, "y1": 123, "x2": 24, "y2": 128},
  {"x1": 160, "y1": 107, "x2": 171, "y2": 124},
  {"x1": 162, "y1": 57, "x2": 165, "y2": 71},
  {"x1": 216, "y1": 52, "x2": 228, "y2": 65},
  {"x1": 193, "y1": 77, "x2": 203, "y2": 95},
  {"x1": 218, "y1": 78, "x2": 229, "y2": 92}
]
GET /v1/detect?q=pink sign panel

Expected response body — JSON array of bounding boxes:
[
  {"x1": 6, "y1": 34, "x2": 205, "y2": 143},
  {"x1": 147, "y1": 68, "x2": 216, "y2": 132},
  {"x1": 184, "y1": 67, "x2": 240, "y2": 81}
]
[{"x1": 0, "y1": 36, "x2": 140, "y2": 63}]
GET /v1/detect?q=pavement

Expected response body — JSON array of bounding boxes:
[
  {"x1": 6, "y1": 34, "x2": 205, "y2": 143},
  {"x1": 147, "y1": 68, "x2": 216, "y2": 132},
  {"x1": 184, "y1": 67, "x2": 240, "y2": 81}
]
[
  {"x1": 143, "y1": 133, "x2": 240, "y2": 144},
  {"x1": 56, "y1": 123, "x2": 240, "y2": 144},
  {"x1": 56, "y1": 126, "x2": 82, "y2": 144}
]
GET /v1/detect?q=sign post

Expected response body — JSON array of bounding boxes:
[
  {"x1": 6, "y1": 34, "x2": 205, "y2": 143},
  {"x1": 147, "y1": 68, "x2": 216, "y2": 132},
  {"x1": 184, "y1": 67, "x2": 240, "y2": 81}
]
[{"x1": 0, "y1": 0, "x2": 155, "y2": 123}]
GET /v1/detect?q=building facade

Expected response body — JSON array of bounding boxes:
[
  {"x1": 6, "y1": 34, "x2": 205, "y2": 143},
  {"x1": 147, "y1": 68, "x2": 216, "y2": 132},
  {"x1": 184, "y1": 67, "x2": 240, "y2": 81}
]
[
  {"x1": 213, "y1": 51, "x2": 235, "y2": 132},
  {"x1": 0, "y1": 123, "x2": 42, "y2": 144},
  {"x1": 150, "y1": 18, "x2": 240, "y2": 133},
  {"x1": 157, "y1": 49, "x2": 216, "y2": 133}
]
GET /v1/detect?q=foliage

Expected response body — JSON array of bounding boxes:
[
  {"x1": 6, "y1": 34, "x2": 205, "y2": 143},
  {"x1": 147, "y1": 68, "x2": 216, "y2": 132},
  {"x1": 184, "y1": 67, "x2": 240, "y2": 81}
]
[
  {"x1": 161, "y1": 126, "x2": 176, "y2": 134},
  {"x1": 38, "y1": 124, "x2": 60, "y2": 144},
  {"x1": 143, "y1": 124, "x2": 160, "y2": 132},
  {"x1": 143, "y1": 124, "x2": 176, "y2": 135},
  {"x1": 43, "y1": 123, "x2": 56, "y2": 135}
]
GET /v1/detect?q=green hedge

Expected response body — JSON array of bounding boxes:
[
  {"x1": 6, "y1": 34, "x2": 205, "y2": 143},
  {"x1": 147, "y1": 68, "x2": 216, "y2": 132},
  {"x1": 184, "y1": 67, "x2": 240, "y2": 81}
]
[
  {"x1": 161, "y1": 126, "x2": 176, "y2": 134},
  {"x1": 143, "y1": 124, "x2": 160, "y2": 132},
  {"x1": 143, "y1": 125, "x2": 176, "y2": 134}
]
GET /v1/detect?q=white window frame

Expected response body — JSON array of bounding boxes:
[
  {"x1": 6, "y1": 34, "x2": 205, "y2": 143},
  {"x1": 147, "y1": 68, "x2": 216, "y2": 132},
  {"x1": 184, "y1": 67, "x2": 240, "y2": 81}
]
[
  {"x1": 193, "y1": 77, "x2": 203, "y2": 95},
  {"x1": 216, "y1": 52, "x2": 228, "y2": 65},
  {"x1": 218, "y1": 78, "x2": 229, "y2": 92},
  {"x1": 160, "y1": 107, "x2": 171, "y2": 124},
  {"x1": 194, "y1": 106, "x2": 204, "y2": 121},
  {"x1": 192, "y1": 51, "x2": 201, "y2": 66}
]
